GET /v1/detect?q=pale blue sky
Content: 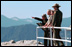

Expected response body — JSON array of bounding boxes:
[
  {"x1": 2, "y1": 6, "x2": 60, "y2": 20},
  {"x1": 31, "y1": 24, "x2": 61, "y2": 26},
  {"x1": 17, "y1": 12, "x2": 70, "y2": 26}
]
[{"x1": 1, "y1": 1, "x2": 71, "y2": 19}]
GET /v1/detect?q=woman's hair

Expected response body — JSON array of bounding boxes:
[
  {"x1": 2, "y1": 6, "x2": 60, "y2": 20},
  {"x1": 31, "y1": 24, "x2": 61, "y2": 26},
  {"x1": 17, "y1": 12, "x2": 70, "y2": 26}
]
[{"x1": 51, "y1": 10, "x2": 54, "y2": 14}]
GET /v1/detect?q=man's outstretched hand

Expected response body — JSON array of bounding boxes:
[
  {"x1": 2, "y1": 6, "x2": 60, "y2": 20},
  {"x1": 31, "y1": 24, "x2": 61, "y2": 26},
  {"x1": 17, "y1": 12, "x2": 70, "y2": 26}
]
[{"x1": 32, "y1": 17, "x2": 35, "y2": 19}]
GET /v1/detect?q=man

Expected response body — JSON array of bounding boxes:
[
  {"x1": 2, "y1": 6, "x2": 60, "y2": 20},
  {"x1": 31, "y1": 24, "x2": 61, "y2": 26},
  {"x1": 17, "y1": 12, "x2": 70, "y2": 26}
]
[
  {"x1": 44, "y1": 10, "x2": 54, "y2": 46},
  {"x1": 45, "y1": 10, "x2": 54, "y2": 27},
  {"x1": 32, "y1": 13, "x2": 50, "y2": 46},
  {"x1": 32, "y1": 14, "x2": 48, "y2": 32},
  {"x1": 52, "y1": 3, "x2": 64, "y2": 46}
]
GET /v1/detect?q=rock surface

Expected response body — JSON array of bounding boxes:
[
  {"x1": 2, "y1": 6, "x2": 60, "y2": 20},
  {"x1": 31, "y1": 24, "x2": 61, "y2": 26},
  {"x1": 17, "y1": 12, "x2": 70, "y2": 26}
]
[
  {"x1": 9, "y1": 40, "x2": 15, "y2": 43},
  {"x1": 1, "y1": 40, "x2": 44, "y2": 46}
]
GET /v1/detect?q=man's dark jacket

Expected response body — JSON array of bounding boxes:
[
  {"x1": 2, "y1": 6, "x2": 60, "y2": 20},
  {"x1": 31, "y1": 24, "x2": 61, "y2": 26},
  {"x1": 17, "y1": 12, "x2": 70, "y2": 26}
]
[
  {"x1": 34, "y1": 17, "x2": 48, "y2": 25},
  {"x1": 34, "y1": 17, "x2": 50, "y2": 46},
  {"x1": 52, "y1": 9, "x2": 62, "y2": 27},
  {"x1": 52, "y1": 9, "x2": 62, "y2": 31}
]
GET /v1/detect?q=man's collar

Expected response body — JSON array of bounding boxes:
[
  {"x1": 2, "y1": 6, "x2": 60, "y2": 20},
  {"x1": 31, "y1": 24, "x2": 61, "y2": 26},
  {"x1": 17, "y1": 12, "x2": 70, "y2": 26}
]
[
  {"x1": 56, "y1": 9, "x2": 59, "y2": 11},
  {"x1": 55, "y1": 9, "x2": 59, "y2": 11}
]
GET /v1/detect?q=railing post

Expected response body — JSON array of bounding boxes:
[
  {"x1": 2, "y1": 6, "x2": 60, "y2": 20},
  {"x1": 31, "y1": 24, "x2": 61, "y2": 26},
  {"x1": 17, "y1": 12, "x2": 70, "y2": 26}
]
[
  {"x1": 36, "y1": 28, "x2": 38, "y2": 46},
  {"x1": 65, "y1": 29, "x2": 67, "y2": 46},
  {"x1": 50, "y1": 28, "x2": 52, "y2": 46},
  {"x1": 36, "y1": 26, "x2": 71, "y2": 46}
]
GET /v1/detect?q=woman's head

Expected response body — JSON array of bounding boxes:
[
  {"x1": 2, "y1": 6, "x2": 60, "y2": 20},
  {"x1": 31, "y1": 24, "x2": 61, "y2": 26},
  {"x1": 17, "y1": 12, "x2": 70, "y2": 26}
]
[{"x1": 51, "y1": 10, "x2": 54, "y2": 15}]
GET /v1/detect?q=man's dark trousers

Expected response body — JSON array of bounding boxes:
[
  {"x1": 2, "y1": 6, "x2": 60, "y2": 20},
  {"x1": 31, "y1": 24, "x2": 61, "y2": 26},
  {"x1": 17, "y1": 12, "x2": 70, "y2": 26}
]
[{"x1": 37, "y1": 23, "x2": 50, "y2": 46}]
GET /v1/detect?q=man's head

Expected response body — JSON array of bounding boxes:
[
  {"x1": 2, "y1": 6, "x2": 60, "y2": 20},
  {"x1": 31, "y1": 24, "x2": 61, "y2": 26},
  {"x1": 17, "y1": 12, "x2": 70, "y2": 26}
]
[
  {"x1": 47, "y1": 9, "x2": 51, "y2": 15},
  {"x1": 42, "y1": 14, "x2": 47, "y2": 20},
  {"x1": 52, "y1": 3, "x2": 61, "y2": 11}
]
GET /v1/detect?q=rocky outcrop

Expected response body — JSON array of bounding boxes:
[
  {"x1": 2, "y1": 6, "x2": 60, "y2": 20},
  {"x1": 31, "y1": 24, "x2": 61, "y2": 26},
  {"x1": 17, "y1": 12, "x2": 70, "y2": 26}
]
[
  {"x1": 1, "y1": 40, "x2": 44, "y2": 46},
  {"x1": 9, "y1": 40, "x2": 15, "y2": 43}
]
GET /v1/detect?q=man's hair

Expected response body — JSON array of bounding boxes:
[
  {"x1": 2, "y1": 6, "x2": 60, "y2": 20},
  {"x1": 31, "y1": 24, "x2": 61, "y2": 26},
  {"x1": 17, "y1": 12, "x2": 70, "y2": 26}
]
[
  {"x1": 42, "y1": 14, "x2": 47, "y2": 19},
  {"x1": 47, "y1": 9, "x2": 51, "y2": 12},
  {"x1": 56, "y1": 6, "x2": 59, "y2": 9}
]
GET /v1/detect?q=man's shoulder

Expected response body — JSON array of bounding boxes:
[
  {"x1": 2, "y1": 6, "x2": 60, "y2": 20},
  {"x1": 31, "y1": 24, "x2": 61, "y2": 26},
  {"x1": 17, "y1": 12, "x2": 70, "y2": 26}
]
[
  {"x1": 58, "y1": 9, "x2": 62, "y2": 13},
  {"x1": 46, "y1": 19, "x2": 48, "y2": 20},
  {"x1": 45, "y1": 19, "x2": 48, "y2": 21},
  {"x1": 55, "y1": 10, "x2": 62, "y2": 15}
]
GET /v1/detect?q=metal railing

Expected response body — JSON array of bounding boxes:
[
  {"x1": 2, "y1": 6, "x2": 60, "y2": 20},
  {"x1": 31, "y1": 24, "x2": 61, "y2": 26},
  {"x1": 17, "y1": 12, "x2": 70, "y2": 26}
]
[{"x1": 36, "y1": 26, "x2": 71, "y2": 46}]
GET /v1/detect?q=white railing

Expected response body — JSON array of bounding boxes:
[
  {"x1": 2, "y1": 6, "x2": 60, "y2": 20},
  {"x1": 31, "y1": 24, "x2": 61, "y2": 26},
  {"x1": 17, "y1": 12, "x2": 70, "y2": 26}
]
[{"x1": 36, "y1": 26, "x2": 71, "y2": 46}]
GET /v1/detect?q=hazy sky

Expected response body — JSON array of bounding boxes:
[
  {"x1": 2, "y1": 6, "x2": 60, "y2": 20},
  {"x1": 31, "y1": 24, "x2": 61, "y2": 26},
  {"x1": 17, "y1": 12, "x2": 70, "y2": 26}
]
[{"x1": 1, "y1": 1, "x2": 71, "y2": 19}]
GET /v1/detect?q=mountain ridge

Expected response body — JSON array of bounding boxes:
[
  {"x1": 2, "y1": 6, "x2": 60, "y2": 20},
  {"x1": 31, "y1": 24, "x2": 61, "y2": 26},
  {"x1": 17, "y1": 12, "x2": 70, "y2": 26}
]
[{"x1": 1, "y1": 15, "x2": 71, "y2": 27}]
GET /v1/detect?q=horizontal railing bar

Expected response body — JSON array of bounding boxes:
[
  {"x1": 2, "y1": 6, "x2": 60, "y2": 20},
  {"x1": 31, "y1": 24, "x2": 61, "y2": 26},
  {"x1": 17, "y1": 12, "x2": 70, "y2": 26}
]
[
  {"x1": 36, "y1": 26, "x2": 71, "y2": 46},
  {"x1": 62, "y1": 37, "x2": 71, "y2": 39},
  {"x1": 37, "y1": 26, "x2": 71, "y2": 30},
  {"x1": 37, "y1": 37, "x2": 71, "y2": 43}
]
